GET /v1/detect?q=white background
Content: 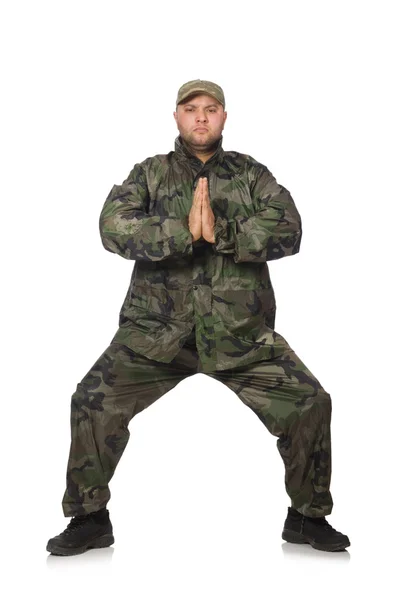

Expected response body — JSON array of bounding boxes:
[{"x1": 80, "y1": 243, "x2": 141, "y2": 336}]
[{"x1": 1, "y1": 0, "x2": 396, "y2": 598}]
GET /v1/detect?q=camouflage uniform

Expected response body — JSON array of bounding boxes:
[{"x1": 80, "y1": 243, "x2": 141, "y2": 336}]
[{"x1": 61, "y1": 134, "x2": 333, "y2": 519}]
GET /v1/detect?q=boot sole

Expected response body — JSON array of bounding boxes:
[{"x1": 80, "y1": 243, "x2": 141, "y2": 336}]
[
  {"x1": 47, "y1": 533, "x2": 115, "y2": 556},
  {"x1": 282, "y1": 529, "x2": 350, "y2": 552}
]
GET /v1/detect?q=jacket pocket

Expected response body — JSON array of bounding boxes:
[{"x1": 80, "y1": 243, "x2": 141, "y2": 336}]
[
  {"x1": 212, "y1": 287, "x2": 276, "y2": 338},
  {"x1": 123, "y1": 283, "x2": 193, "y2": 323}
]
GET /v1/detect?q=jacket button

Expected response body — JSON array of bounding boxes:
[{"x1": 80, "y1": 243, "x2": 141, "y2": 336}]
[{"x1": 193, "y1": 285, "x2": 198, "y2": 290}]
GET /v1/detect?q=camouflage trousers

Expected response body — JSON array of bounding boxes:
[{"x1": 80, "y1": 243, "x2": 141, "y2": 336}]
[{"x1": 62, "y1": 327, "x2": 333, "y2": 519}]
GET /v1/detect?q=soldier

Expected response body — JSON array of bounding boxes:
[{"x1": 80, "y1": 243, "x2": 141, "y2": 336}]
[{"x1": 47, "y1": 79, "x2": 350, "y2": 555}]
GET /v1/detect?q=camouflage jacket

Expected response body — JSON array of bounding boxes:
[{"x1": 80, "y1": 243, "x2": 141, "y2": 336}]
[{"x1": 99, "y1": 134, "x2": 302, "y2": 372}]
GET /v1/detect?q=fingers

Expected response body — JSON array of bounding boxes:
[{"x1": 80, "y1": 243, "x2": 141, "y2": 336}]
[
  {"x1": 199, "y1": 177, "x2": 209, "y2": 204},
  {"x1": 192, "y1": 180, "x2": 203, "y2": 210},
  {"x1": 192, "y1": 178, "x2": 210, "y2": 217},
  {"x1": 193, "y1": 178, "x2": 208, "y2": 205},
  {"x1": 203, "y1": 179, "x2": 211, "y2": 213}
]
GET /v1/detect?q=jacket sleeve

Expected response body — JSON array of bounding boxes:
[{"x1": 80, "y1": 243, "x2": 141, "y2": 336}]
[
  {"x1": 99, "y1": 162, "x2": 194, "y2": 261},
  {"x1": 212, "y1": 162, "x2": 302, "y2": 263}
]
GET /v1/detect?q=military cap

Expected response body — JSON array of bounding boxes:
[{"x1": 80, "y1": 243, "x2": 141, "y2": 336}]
[{"x1": 176, "y1": 79, "x2": 225, "y2": 109}]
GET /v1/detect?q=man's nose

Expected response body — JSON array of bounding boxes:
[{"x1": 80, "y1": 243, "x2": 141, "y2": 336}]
[{"x1": 196, "y1": 111, "x2": 208, "y2": 122}]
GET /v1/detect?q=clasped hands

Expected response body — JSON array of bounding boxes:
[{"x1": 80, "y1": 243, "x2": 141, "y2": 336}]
[{"x1": 188, "y1": 177, "x2": 215, "y2": 244}]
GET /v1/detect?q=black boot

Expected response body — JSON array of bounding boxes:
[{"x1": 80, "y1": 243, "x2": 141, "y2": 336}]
[
  {"x1": 282, "y1": 507, "x2": 350, "y2": 552},
  {"x1": 46, "y1": 508, "x2": 114, "y2": 556}
]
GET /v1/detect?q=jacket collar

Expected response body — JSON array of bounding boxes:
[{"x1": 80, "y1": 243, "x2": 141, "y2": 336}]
[{"x1": 174, "y1": 134, "x2": 224, "y2": 165}]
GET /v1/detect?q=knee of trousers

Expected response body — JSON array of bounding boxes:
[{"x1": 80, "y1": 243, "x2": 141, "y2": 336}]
[
  {"x1": 70, "y1": 381, "x2": 106, "y2": 413},
  {"x1": 315, "y1": 389, "x2": 332, "y2": 413},
  {"x1": 279, "y1": 390, "x2": 332, "y2": 450},
  {"x1": 289, "y1": 389, "x2": 332, "y2": 426},
  {"x1": 302, "y1": 389, "x2": 332, "y2": 424}
]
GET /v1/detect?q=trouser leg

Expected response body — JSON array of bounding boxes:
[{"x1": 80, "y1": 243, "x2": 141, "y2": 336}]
[
  {"x1": 62, "y1": 340, "x2": 198, "y2": 517},
  {"x1": 209, "y1": 336, "x2": 333, "y2": 517}
]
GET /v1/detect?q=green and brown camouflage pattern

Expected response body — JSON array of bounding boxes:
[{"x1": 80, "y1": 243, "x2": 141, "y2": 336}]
[
  {"x1": 62, "y1": 330, "x2": 333, "y2": 518},
  {"x1": 176, "y1": 79, "x2": 226, "y2": 108},
  {"x1": 99, "y1": 134, "x2": 302, "y2": 372}
]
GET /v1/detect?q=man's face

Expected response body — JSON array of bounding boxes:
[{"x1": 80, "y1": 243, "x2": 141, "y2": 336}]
[{"x1": 173, "y1": 94, "x2": 227, "y2": 150}]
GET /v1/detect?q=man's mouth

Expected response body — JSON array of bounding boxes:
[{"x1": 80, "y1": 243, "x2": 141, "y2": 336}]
[{"x1": 194, "y1": 127, "x2": 208, "y2": 132}]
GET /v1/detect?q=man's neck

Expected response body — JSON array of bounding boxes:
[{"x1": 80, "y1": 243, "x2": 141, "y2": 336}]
[
  {"x1": 182, "y1": 137, "x2": 220, "y2": 163},
  {"x1": 194, "y1": 150, "x2": 215, "y2": 164}
]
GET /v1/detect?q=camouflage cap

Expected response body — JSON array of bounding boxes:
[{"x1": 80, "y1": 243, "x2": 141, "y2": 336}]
[{"x1": 176, "y1": 79, "x2": 225, "y2": 109}]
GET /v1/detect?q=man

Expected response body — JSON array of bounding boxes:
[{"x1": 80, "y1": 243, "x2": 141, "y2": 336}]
[{"x1": 47, "y1": 79, "x2": 350, "y2": 555}]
